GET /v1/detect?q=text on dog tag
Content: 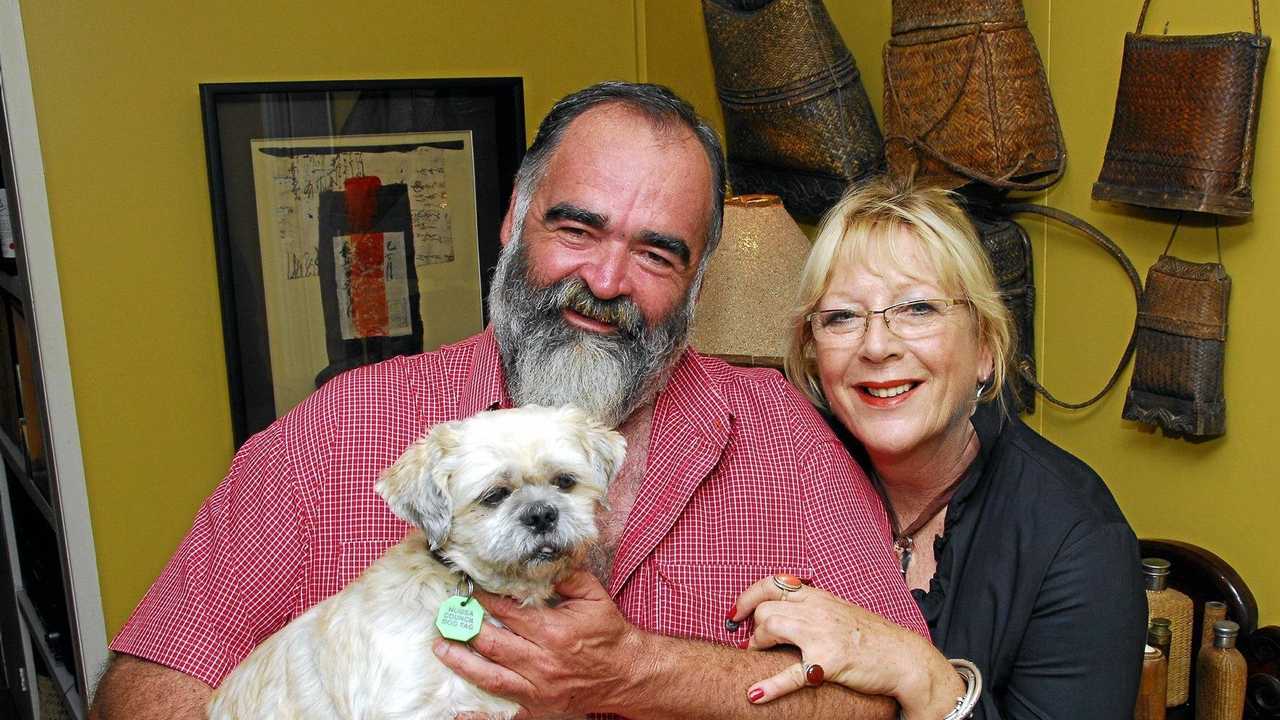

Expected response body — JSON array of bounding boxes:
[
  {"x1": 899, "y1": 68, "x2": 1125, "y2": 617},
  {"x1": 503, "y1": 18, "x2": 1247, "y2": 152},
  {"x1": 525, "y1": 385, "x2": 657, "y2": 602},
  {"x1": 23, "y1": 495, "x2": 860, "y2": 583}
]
[{"x1": 436, "y1": 595, "x2": 484, "y2": 642}]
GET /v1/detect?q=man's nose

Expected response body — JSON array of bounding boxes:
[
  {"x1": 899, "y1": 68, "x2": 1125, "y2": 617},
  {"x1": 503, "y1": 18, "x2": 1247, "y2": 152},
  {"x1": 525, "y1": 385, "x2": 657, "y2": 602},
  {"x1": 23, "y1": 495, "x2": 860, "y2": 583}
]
[{"x1": 579, "y1": 241, "x2": 632, "y2": 300}]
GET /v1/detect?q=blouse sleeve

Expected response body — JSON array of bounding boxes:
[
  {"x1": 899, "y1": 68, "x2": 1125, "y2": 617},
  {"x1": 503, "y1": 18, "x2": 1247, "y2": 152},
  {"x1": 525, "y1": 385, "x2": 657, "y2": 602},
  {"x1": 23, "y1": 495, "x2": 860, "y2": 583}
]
[{"x1": 988, "y1": 520, "x2": 1147, "y2": 719}]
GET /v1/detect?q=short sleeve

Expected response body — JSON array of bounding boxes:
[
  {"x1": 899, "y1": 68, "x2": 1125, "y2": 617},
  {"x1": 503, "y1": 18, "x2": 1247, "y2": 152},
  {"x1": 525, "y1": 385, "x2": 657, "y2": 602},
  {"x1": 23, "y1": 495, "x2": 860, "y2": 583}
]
[
  {"x1": 109, "y1": 422, "x2": 311, "y2": 687},
  {"x1": 992, "y1": 520, "x2": 1146, "y2": 719}
]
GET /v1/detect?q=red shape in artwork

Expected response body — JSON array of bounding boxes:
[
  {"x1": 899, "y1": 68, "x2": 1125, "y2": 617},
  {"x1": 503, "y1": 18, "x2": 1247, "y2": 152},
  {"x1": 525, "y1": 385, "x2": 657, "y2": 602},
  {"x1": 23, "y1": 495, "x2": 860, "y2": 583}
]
[{"x1": 343, "y1": 176, "x2": 388, "y2": 338}]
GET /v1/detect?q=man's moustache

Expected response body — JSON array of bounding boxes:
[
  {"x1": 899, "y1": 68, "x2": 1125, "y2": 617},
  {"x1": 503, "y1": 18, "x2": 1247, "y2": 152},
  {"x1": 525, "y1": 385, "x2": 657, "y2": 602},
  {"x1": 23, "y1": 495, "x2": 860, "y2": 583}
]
[{"x1": 556, "y1": 281, "x2": 645, "y2": 337}]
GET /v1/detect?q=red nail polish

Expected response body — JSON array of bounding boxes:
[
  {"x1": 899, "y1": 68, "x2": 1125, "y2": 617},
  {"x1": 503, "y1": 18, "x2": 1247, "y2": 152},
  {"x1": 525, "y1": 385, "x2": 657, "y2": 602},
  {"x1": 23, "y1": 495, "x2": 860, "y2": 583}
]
[
  {"x1": 737, "y1": 636, "x2": 750, "y2": 650},
  {"x1": 726, "y1": 603, "x2": 737, "y2": 620},
  {"x1": 748, "y1": 688, "x2": 765, "y2": 703}
]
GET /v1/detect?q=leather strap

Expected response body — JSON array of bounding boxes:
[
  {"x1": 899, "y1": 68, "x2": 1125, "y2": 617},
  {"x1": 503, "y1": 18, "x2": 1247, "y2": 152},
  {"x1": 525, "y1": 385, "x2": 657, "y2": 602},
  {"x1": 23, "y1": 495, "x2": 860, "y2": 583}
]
[
  {"x1": 1137, "y1": 0, "x2": 1261, "y2": 36},
  {"x1": 1004, "y1": 204, "x2": 1143, "y2": 410}
]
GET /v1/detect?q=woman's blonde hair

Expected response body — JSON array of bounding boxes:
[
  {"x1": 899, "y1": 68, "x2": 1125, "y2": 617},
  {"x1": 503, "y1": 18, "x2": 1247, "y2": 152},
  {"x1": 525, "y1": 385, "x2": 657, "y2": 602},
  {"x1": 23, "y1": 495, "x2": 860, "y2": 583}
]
[{"x1": 784, "y1": 175, "x2": 1014, "y2": 410}]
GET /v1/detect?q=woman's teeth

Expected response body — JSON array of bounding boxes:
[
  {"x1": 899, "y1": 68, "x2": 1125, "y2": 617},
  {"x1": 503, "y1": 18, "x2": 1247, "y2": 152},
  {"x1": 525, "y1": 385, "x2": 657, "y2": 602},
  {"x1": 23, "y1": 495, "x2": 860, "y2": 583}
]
[{"x1": 865, "y1": 383, "x2": 914, "y2": 398}]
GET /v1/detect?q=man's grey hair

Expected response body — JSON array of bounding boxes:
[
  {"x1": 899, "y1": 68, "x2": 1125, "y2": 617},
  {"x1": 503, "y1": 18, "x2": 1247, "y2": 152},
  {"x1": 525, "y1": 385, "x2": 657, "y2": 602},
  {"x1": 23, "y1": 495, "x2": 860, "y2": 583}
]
[{"x1": 509, "y1": 81, "x2": 727, "y2": 272}]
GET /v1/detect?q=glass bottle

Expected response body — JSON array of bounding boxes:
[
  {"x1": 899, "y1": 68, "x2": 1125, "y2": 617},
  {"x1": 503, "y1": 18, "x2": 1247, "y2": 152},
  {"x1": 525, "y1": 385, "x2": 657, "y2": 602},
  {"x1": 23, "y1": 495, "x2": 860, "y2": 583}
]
[
  {"x1": 1195, "y1": 620, "x2": 1246, "y2": 720},
  {"x1": 1136, "y1": 645, "x2": 1168, "y2": 720},
  {"x1": 1200, "y1": 601, "x2": 1228, "y2": 654},
  {"x1": 1145, "y1": 557, "x2": 1193, "y2": 706},
  {"x1": 1149, "y1": 618, "x2": 1173, "y2": 672}
]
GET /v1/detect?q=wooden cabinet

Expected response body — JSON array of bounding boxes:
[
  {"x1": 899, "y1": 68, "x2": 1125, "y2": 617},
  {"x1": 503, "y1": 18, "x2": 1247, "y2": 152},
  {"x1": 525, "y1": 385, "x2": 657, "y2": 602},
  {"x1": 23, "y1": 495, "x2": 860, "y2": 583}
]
[{"x1": 0, "y1": 13, "x2": 106, "y2": 717}]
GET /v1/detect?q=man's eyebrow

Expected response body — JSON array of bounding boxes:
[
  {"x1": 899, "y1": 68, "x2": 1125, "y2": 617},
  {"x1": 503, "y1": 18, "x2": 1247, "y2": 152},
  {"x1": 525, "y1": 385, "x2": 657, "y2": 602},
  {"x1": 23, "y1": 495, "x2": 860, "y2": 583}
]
[
  {"x1": 639, "y1": 230, "x2": 691, "y2": 265},
  {"x1": 545, "y1": 203, "x2": 608, "y2": 229}
]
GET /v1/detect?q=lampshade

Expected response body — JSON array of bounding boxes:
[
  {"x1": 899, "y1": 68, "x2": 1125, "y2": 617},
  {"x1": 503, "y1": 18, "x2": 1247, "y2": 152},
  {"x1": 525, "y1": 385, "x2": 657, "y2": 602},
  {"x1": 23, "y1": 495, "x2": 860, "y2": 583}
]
[{"x1": 692, "y1": 194, "x2": 811, "y2": 367}]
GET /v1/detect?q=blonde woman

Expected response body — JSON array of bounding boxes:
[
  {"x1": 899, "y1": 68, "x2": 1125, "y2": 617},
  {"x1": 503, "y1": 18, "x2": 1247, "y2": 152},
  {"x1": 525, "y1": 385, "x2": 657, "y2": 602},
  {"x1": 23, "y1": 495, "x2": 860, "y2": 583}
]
[{"x1": 730, "y1": 178, "x2": 1146, "y2": 719}]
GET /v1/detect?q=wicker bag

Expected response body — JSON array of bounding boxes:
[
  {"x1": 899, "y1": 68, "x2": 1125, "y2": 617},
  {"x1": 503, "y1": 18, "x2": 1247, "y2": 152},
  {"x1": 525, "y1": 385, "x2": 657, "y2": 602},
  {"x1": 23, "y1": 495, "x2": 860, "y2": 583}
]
[
  {"x1": 964, "y1": 200, "x2": 1037, "y2": 412},
  {"x1": 1122, "y1": 228, "x2": 1230, "y2": 438},
  {"x1": 883, "y1": 0, "x2": 1065, "y2": 191},
  {"x1": 703, "y1": 0, "x2": 884, "y2": 220},
  {"x1": 1093, "y1": 0, "x2": 1270, "y2": 217}
]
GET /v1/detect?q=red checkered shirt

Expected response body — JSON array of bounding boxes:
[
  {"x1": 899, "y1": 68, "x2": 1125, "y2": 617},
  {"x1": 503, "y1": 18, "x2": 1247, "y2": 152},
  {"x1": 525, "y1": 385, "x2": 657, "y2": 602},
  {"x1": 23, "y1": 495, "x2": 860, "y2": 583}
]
[{"x1": 111, "y1": 327, "x2": 926, "y2": 690}]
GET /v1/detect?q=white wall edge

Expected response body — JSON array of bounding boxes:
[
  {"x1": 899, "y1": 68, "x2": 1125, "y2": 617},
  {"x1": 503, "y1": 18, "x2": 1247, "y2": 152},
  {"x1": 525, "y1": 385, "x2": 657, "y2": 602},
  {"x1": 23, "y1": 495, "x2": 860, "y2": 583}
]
[{"x1": 0, "y1": 0, "x2": 109, "y2": 698}]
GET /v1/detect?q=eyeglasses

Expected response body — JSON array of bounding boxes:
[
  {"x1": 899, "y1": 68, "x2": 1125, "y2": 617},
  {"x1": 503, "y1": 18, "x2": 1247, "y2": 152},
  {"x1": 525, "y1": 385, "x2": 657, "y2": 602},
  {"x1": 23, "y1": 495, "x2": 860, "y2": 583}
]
[{"x1": 806, "y1": 298, "x2": 969, "y2": 344}]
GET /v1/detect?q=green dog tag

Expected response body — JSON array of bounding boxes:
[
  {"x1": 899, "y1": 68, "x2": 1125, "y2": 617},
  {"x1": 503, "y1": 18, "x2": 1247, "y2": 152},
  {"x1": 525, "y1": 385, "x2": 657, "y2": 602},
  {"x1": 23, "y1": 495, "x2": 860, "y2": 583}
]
[{"x1": 436, "y1": 595, "x2": 485, "y2": 642}]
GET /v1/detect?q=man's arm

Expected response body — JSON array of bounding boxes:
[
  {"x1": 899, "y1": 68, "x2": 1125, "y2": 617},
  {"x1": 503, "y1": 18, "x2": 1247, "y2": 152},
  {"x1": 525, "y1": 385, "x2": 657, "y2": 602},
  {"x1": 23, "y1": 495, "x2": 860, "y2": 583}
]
[
  {"x1": 433, "y1": 571, "x2": 896, "y2": 720},
  {"x1": 89, "y1": 653, "x2": 212, "y2": 720}
]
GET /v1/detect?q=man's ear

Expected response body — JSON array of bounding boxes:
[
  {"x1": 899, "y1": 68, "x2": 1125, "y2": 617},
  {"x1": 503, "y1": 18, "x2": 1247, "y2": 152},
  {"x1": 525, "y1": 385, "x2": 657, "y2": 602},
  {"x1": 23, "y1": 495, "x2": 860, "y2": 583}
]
[
  {"x1": 375, "y1": 421, "x2": 462, "y2": 550},
  {"x1": 499, "y1": 190, "x2": 517, "y2": 247}
]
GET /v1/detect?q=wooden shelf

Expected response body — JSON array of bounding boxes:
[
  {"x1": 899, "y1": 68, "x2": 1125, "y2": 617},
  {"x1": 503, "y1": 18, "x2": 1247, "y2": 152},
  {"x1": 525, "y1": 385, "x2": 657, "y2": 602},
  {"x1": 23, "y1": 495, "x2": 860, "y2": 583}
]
[
  {"x1": 15, "y1": 589, "x2": 85, "y2": 720},
  {"x1": 0, "y1": 426, "x2": 52, "y2": 528}
]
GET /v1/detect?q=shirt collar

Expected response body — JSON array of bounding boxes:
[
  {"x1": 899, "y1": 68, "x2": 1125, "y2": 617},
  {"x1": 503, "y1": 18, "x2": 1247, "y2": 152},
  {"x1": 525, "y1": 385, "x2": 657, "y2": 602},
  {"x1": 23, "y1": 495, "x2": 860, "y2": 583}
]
[{"x1": 458, "y1": 325, "x2": 512, "y2": 416}]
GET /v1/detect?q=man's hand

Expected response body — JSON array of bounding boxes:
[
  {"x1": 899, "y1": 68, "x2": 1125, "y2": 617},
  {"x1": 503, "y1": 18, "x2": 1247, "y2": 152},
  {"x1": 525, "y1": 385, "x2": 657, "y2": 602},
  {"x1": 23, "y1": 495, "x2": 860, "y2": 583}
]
[{"x1": 432, "y1": 569, "x2": 647, "y2": 718}]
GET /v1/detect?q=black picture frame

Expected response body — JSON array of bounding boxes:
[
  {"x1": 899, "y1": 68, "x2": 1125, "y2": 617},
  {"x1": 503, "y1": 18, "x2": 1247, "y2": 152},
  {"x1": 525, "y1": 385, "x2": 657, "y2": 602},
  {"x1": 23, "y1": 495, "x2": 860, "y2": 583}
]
[{"x1": 200, "y1": 78, "x2": 525, "y2": 447}]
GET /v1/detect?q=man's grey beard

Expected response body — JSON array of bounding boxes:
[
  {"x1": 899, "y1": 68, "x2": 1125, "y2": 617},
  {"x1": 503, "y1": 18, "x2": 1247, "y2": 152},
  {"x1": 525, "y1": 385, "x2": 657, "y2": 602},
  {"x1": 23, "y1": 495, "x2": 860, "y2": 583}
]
[{"x1": 489, "y1": 240, "x2": 695, "y2": 428}]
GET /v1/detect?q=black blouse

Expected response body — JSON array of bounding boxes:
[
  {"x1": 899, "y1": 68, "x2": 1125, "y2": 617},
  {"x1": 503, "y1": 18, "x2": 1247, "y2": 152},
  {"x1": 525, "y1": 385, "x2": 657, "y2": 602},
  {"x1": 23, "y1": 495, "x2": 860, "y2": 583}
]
[{"x1": 834, "y1": 403, "x2": 1147, "y2": 719}]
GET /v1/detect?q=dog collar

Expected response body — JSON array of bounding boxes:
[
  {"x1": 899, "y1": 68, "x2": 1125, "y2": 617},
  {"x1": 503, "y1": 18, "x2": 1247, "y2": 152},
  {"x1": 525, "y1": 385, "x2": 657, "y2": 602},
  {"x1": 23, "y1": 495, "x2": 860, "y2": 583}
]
[{"x1": 429, "y1": 548, "x2": 475, "y2": 602}]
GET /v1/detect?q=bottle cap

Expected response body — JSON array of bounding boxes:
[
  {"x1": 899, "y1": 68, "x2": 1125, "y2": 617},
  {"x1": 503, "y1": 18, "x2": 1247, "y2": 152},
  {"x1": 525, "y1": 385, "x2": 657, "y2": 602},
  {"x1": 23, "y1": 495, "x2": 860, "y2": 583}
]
[
  {"x1": 1150, "y1": 617, "x2": 1172, "y2": 630},
  {"x1": 1213, "y1": 620, "x2": 1240, "y2": 641},
  {"x1": 1142, "y1": 557, "x2": 1171, "y2": 575},
  {"x1": 1204, "y1": 600, "x2": 1227, "y2": 612},
  {"x1": 1148, "y1": 623, "x2": 1172, "y2": 643},
  {"x1": 1142, "y1": 557, "x2": 1171, "y2": 590}
]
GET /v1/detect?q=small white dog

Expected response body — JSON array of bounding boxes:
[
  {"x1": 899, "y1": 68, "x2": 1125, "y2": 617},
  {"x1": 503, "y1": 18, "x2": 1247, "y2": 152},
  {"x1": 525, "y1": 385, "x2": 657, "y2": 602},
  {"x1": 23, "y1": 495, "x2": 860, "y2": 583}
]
[{"x1": 207, "y1": 405, "x2": 626, "y2": 719}]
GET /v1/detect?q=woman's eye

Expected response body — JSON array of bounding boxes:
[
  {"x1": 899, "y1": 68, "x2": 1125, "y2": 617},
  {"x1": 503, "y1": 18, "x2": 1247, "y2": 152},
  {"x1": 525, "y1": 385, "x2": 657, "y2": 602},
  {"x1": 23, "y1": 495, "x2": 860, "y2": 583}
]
[
  {"x1": 480, "y1": 487, "x2": 512, "y2": 507},
  {"x1": 552, "y1": 474, "x2": 577, "y2": 490},
  {"x1": 901, "y1": 301, "x2": 941, "y2": 317},
  {"x1": 823, "y1": 310, "x2": 859, "y2": 328}
]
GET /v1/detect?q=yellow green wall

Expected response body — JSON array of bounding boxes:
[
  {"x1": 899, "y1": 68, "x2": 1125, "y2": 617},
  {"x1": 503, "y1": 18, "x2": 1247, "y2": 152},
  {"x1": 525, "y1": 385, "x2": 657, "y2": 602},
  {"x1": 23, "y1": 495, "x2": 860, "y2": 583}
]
[
  {"x1": 17, "y1": 0, "x2": 1279, "y2": 638},
  {"x1": 647, "y1": 0, "x2": 1280, "y2": 624},
  {"x1": 17, "y1": 0, "x2": 646, "y2": 637}
]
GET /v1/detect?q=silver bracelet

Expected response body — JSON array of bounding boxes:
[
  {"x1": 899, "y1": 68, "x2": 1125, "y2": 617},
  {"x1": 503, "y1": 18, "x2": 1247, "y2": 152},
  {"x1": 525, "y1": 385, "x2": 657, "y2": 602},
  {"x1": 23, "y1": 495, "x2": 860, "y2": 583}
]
[{"x1": 943, "y1": 658, "x2": 982, "y2": 720}]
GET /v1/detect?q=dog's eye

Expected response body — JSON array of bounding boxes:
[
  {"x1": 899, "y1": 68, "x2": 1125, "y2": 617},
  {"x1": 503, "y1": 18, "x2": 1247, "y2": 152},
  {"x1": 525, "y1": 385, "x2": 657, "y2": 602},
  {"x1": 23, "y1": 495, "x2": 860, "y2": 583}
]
[
  {"x1": 479, "y1": 487, "x2": 511, "y2": 507},
  {"x1": 551, "y1": 474, "x2": 577, "y2": 491}
]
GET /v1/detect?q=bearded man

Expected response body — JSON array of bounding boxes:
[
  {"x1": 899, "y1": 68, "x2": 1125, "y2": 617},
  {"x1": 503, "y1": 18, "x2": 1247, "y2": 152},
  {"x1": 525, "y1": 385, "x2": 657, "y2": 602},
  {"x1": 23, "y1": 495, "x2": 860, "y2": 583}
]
[{"x1": 92, "y1": 82, "x2": 923, "y2": 720}]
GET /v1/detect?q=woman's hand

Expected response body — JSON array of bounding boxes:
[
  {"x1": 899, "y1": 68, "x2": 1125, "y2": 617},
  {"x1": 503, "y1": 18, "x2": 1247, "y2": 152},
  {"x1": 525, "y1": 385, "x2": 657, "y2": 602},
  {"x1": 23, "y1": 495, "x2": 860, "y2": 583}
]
[{"x1": 730, "y1": 575, "x2": 964, "y2": 719}]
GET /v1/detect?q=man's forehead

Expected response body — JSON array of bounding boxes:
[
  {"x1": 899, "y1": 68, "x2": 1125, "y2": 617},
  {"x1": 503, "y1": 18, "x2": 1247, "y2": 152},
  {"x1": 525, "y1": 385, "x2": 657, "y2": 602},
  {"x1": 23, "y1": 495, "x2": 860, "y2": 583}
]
[{"x1": 535, "y1": 106, "x2": 713, "y2": 248}]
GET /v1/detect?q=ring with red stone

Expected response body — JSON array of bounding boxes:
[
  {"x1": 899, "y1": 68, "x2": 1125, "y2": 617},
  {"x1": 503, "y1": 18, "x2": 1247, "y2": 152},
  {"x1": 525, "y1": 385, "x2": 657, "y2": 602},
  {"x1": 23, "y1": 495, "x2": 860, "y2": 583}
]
[
  {"x1": 803, "y1": 662, "x2": 825, "y2": 687},
  {"x1": 772, "y1": 575, "x2": 805, "y2": 594}
]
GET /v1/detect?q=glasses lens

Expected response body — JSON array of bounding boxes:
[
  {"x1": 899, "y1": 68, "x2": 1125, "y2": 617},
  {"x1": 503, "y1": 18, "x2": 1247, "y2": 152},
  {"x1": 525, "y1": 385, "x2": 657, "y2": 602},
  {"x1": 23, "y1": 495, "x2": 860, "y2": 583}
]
[
  {"x1": 813, "y1": 309, "x2": 863, "y2": 337},
  {"x1": 886, "y1": 300, "x2": 949, "y2": 338}
]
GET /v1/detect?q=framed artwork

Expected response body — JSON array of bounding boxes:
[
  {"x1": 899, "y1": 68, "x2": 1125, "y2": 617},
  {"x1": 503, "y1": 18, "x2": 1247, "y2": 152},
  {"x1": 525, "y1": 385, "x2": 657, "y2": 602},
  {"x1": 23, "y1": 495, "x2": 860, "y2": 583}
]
[{"x1": 200, "y1": 78, "x2": 525, "y2": 446}]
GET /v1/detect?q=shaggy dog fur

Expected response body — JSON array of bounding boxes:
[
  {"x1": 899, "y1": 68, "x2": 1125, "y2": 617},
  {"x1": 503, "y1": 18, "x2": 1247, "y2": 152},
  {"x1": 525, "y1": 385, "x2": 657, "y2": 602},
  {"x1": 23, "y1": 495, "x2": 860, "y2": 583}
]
[{"x1": 207, "y1": 405, "x2": 625, "y2": 719}]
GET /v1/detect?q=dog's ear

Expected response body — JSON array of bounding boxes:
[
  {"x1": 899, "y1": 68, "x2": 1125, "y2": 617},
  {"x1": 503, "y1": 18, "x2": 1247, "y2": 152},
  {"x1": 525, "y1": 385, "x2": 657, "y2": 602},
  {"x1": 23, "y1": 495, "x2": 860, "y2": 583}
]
[
  {"x1": 375, "y1": 421, "x2": 462, "y2": 550},
  {"x1": 571, "y1": 410, "x2": 627, "y2": 485}
]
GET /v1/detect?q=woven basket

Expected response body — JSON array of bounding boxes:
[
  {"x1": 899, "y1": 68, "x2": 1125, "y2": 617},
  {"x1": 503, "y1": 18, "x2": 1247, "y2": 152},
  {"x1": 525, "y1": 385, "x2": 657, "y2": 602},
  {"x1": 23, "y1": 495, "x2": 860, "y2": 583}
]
[
  {"x1": 1093, "y1": 0, "x2": 1270, "y2": 217},
  {"x1": 1122, "y1": 256, "x2": 1230, "y2": 438},
  {"x1": 703, "y1": 0, "x2": 884, "y2": 220},
  {"x1": 883, "y1": 0, "x2": 1065, "y2": 190},
  {"x1": 965, "y1": 202, "x2": 1036, "y2": 413}
]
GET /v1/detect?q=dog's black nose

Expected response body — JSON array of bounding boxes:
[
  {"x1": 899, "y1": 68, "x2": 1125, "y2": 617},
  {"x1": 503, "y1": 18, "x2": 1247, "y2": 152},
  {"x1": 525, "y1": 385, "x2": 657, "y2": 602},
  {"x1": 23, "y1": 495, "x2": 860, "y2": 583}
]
[{"x1": 520, "y1": 503, "x2": 558, "y2": 534}]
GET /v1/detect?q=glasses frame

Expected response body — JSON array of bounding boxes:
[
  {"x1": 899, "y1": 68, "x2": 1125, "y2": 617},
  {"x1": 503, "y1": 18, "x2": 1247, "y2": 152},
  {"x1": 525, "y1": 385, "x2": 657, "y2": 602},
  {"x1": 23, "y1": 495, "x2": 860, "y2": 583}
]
[{"x1": 805, "y1": 298, "x2": 970, "y2": 342}]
